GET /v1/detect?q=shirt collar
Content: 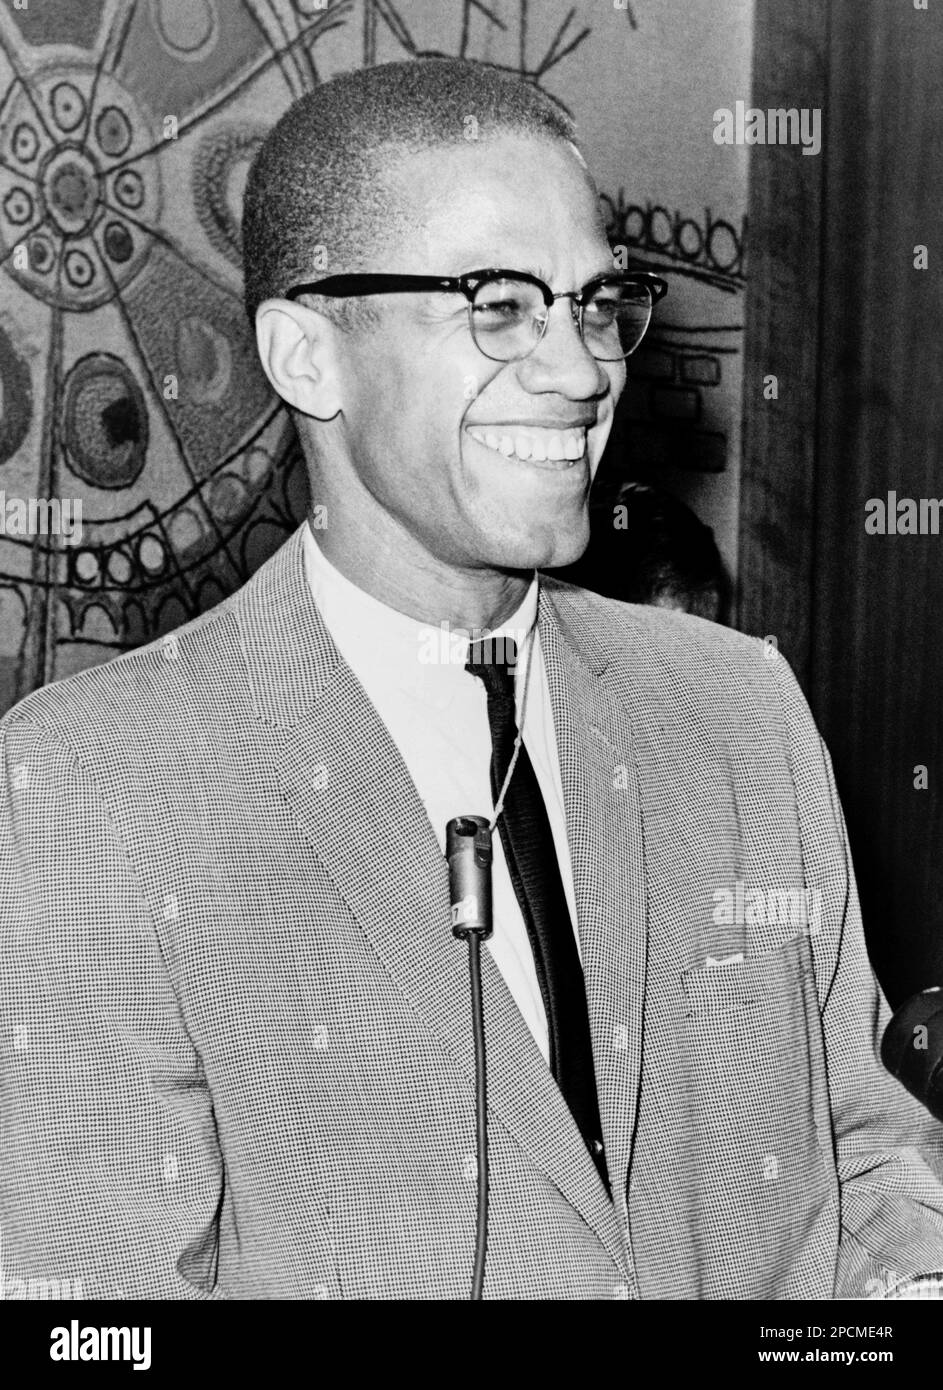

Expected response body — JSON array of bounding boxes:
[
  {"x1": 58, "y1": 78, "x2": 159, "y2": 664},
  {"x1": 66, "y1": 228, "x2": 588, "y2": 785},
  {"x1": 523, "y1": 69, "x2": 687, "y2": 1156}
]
[{"x1": 301, "y1": 520, "x2": 539, "y2": 695}]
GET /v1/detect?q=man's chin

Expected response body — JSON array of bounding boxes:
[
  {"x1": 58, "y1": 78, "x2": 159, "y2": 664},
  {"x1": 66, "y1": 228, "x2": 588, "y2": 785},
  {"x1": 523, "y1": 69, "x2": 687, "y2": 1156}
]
[{"x1": 482, "y1": 521, "x2": 591, "y2": 573}]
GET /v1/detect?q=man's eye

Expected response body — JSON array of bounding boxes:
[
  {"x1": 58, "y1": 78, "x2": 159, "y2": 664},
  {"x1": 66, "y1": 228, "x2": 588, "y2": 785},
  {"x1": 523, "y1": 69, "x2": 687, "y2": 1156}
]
[
  {"x1": 585, "y1": 296, "x2": 620, "y2": 323},
  {"x1": 474, "y1": 297, "x2": 527, "y2": 321}
]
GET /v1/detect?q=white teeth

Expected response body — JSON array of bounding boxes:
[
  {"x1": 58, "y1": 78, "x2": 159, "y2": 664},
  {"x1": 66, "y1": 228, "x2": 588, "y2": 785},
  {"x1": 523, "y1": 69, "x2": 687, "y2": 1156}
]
[{"x1": 466, "y1": 424, "x2": 587, "y2": 464}]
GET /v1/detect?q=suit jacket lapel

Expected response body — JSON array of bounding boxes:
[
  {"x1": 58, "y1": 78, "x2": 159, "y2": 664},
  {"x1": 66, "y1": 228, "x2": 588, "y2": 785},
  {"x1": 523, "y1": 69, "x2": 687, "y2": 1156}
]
[
  {"x1": 539, "y1": 584, "x2": 649, "y2": 1216},
  {"x1": 239, "y1": 529, "x2": 629, "y2": 1273}
]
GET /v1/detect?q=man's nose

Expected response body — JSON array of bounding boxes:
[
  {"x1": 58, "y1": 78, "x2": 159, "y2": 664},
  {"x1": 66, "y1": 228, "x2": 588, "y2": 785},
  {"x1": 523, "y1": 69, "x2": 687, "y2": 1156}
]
[{"x1": 515, "y1": 298, "x2": 609, "y2": 399}]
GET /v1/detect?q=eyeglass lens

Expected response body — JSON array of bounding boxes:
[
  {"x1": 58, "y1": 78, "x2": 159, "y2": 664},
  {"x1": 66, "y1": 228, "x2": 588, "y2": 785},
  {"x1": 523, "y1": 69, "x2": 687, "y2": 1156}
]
[{"x1": 471, "y1": 277, "x2": 654, "y2": 362}]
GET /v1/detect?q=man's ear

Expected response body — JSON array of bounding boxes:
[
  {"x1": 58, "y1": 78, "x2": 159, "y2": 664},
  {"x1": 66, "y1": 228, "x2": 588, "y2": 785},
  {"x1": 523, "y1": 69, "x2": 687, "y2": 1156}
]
[{"x1": 254, "y1": 298, "x2": 343, "y2": 420}]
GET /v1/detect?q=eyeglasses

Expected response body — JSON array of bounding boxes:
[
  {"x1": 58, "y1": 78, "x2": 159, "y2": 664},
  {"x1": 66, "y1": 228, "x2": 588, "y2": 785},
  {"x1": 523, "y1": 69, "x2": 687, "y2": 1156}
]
[{"x1": 283, "y1": 268, "x2": 668, "y2": 363}]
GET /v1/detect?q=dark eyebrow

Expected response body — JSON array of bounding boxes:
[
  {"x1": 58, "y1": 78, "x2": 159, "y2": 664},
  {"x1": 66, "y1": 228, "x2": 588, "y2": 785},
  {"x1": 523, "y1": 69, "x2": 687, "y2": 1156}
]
[
  {"x1": 448, "y1": 260, "x2": 554, "y2": 281},
  {"x1": 449, "y1": 263, "x2": 617, "y2": 286},
  {"x1": 528, "y1": 264, "x2": 619, "y2": 286}
]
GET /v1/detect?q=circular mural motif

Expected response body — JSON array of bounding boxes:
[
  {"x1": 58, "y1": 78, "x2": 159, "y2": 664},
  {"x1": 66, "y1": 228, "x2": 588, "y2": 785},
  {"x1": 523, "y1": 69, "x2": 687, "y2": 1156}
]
[
  {"x1": 1, "y1": 65, "x2": 161, "y2": 311},
  {"x1": 62, "y1": 353, "x2": 149, "y2": 490}
]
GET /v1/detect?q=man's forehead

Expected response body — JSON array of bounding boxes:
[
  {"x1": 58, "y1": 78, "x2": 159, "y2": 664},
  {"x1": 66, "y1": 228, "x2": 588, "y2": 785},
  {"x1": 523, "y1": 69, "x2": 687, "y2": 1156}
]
[{"x1": 378, "y1": 134, "x2": 609, "y2": 274}]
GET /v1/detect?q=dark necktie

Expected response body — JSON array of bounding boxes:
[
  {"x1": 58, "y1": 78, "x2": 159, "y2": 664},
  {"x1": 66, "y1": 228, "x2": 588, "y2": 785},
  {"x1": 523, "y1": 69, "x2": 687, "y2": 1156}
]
[{"x1": 466, "y1": 635, "x2": 610, "y2": 1192}]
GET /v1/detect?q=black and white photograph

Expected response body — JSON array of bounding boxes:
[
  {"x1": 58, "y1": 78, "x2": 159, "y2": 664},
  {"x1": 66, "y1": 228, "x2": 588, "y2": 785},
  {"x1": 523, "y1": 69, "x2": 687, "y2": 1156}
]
[{"x1": 0, "y1": 0, "x2": 941, "y2": 1368}]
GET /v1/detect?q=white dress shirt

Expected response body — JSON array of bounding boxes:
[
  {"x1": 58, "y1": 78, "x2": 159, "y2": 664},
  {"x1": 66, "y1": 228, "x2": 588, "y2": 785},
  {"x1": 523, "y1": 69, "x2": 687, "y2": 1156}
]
[{"x1": 302, "y1": 523, "x2": 580, "y2": 1064}]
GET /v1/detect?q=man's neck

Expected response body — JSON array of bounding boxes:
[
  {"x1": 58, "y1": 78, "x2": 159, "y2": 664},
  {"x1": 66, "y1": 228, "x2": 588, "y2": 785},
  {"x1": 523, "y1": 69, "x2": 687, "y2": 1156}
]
[{"x1": 309, "y1": 511, "x2": 533, "y2": 632}]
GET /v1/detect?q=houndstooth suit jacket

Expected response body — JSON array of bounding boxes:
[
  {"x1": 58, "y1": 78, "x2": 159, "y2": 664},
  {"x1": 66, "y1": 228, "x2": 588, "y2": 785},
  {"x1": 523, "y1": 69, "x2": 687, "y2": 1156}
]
[{"x1": 3, "y1": 524, "x2": 943, "y2": 1301}]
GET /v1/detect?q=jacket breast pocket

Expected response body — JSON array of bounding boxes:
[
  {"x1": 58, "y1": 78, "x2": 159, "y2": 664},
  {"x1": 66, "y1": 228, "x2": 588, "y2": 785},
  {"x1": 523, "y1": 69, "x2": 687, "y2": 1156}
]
[
  {"x1": 679, "y1": 934, "x2": 829, "y2": 1109},
  {"x1": 681, "y1": 934, "x2": 805, "y2": 1017},
  {"x1": 675, "y1": 934, "x2": 839, "y2": 1290}
]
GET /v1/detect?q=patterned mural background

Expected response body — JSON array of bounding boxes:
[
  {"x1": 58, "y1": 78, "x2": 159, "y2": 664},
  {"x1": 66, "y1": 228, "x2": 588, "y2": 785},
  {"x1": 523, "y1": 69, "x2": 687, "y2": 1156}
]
[{"x1": 0, "y1": 0, "x2": 752, "y2": 713}]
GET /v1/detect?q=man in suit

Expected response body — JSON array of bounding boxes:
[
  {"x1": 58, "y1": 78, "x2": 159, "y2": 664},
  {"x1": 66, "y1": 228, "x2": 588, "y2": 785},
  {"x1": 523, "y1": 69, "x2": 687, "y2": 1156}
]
[{"x1": 3, "y1": 58, "x2": 943, "y2": 1301}]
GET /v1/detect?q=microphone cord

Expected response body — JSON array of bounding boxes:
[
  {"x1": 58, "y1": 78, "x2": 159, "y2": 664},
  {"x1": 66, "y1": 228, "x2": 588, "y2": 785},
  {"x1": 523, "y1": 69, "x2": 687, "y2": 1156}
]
[
  {"x1": 488, "y1": 621, "x2": 537, "y2": 835},
  {"x1": 467, "y1": 930, "x2": 488, "y2": 1300}
]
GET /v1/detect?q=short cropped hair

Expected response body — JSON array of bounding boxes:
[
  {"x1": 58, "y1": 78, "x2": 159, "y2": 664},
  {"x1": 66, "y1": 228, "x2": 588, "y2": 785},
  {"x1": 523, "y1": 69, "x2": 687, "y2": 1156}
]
[{"x1": 241, "y1": 58, "x2": 578, "y2": 325}]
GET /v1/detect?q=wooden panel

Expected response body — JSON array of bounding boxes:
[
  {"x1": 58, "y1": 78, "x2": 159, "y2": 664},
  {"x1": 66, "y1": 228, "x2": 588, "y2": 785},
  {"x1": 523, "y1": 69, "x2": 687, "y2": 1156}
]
[
  {"x1": 737, "y1": 0, "x2": 829, "y2": 682},
  {"x1": 812, "y1": 0, "x2": 943, "y2": 1004}
]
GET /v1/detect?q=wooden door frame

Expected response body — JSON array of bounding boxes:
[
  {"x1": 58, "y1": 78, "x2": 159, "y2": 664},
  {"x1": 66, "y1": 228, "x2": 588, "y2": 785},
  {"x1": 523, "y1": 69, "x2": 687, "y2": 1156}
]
[{"x1": 737, "y1": 0, "x2": 830, "y2": 688}]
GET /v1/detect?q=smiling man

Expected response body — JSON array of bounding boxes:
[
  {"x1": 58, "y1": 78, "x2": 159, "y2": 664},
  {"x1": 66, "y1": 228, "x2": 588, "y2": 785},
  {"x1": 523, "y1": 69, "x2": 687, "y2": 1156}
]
[{"x1": 3, "y1": 58, "x2": 943, "y2": 1302}]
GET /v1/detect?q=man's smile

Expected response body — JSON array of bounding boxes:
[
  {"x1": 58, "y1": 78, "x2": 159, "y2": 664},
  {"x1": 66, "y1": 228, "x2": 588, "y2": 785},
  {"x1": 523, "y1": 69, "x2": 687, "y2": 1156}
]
[{"x1": 463, "y1": 423, "x2": 589, "y2": 466}]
